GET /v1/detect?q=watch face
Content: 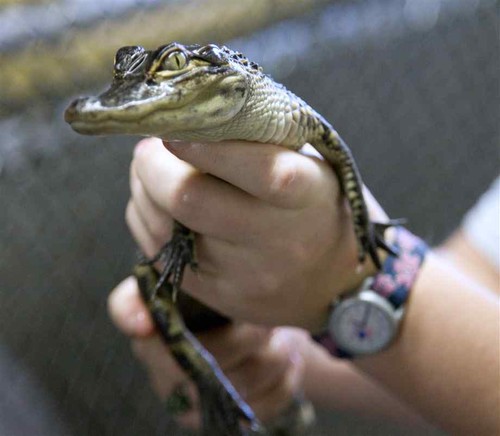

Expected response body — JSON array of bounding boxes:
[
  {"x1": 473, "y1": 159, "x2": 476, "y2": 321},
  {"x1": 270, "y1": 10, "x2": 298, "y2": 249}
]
[{"x1": 329, "y1": 291, "x2": 398, "y2": 355}]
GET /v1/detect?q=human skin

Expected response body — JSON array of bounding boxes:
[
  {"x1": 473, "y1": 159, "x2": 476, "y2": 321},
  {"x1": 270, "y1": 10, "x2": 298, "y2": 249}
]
[
  {"x1": 124, "y1": 138, "x2": 383, "y2": 330},
  {"x1": 110, "y1": 278, "x2": 427, "y2": 429},
  {"x1": 109, "y1": 137, "x2": 499, "y2": 434}
]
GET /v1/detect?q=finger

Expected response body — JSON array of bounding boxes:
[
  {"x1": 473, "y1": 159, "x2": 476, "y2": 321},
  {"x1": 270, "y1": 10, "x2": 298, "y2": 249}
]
[
  {"x1": 107, "y1": 276, "x2": 154, "y2": 337},
  {"x1": 132, "y1": 335, "x2": 187, "y2": 397},
  {"x1": 225, "y1": 328, "x2": 293, "y2": 401},
  {"x1": 164, "y1": 140, "x2": 330, "y2": 209},
  {"x1": 132, "y1": 334, "x2": 202, "y2": 423},
  {"x1": 176, "y1": 408, "x2": 201, "y2": 430},
  {"x1": 299, "y1": 143, "x2": 322, "y2": 159},
  {"x1": 130, "y1": 158, "x2": 173, "y2": 244},
  {"x1": 133, "y1": 138, "x2": 276, "y2": 242},
  {"x1": 196, "y1": 324, "x2": 272, "y2": 370},
  {"x1": 363, "y1": 185, "x2": 389, "y2": 221},
  {"x1": 250, "y1": 348, "x2": 305, "y2": 423},
  {"x1": 126, "y1": 192, "x2": 238, "y2": 276},
  {"x1": 125, "y1": 196, "x2": 243, "y2": 310},
  {"x1": 125, "y1": 200, "x2": 163, "y2": 258}
]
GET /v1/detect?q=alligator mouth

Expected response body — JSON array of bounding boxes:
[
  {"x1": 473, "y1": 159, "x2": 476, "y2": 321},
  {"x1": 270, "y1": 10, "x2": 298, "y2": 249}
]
[
  {"x1": 64, "y1": 67, "x2": 236, "y2": 135},
  {"x1": 65, "y1": 96, "x2": 145, "y2": 124},
  {"x1": 64, "y1": 90, "x2": 195, "y2": 135},
  {"x1": 67, "y1": 119, "x2": 149, "y2": 136},
  {"x1": 65, "y1": 103, "x2": 174, "y2": 137}
]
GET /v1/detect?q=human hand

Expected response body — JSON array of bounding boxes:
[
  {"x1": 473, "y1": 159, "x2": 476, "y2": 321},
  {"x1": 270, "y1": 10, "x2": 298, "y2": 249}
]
[
  {"x1": 108, "y1": 276, "x2": 305, "y2": 429},
  {"x1": 127, "y1": 137, "x2": 387, "y2": 331}
]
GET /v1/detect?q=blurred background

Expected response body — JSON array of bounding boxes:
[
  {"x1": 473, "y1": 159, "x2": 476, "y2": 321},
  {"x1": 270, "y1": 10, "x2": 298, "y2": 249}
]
[{"x1": 0, "y1": 0, "x2": 498, "y2": 435}]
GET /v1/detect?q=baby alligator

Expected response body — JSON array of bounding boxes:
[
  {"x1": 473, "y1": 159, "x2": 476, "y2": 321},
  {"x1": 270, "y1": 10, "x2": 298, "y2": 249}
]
[{"x1": 65, "y1": 42, "x2": 396, "y2": 435}]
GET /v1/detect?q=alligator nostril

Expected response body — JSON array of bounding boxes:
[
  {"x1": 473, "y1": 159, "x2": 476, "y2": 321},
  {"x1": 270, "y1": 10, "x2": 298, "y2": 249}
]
[
  {"x1": 64, "y1": 100, "x2": 78, "y2": 122},
  {"x1": 64, "y1": 97, "x2": 93, "y2": 123}
]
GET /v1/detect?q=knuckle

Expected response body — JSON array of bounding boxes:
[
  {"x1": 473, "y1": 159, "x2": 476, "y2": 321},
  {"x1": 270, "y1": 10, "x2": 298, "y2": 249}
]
[
  {"x1": 267, "y1": 155, "x2": 307, "y2": 207},
  {"x1": 167, "y1": 174, "x2": 203, "y2": 224}
]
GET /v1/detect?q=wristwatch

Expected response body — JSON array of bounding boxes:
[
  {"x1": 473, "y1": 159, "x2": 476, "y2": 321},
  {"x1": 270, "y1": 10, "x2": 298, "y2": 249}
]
[{"x1": 314, "y1": 227, "x2": 428, "y2": 358}]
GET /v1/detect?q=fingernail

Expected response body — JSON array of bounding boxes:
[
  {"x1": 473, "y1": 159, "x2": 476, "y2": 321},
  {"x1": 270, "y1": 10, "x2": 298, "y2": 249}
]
[
  {"x1": 133, "y1": 138, "x2": 156, "y2": 156},
  {"x1": 163, "y1": 140, "x2": 190, "y2": 152},
  {"x1": 164, "y1": 141, "x2": 209, "y2": 153}
]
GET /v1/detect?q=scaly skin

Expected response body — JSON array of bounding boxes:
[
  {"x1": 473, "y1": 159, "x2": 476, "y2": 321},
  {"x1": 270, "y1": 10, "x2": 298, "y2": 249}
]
[
  {"x1": 65, "y1": 42, "x2": 391, "y2": 265},
  {"x1": 65, "y1": 42, "x2": 395, "y2": 435},
  {"x1": 134, "y1": 263, "x2": 261, "y2": 436}
]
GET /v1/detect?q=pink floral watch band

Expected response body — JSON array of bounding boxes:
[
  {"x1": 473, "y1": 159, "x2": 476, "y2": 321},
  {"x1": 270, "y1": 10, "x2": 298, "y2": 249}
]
[
  {"x1": 372, "y1": 226, "x2": 428, "y2": 309},
  {"x1": 314, "y1": 226, "x2": 428, "y2": 358}
]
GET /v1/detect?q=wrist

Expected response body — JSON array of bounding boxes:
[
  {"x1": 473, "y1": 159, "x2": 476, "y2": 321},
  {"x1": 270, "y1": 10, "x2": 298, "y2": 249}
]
[
  {"x1": 314, "y1": 227, "x2": 429, "y2": 357},
  {"x1": 307, "y1": 223, "x2": 395, "y2": 333},
  {"x1": 305, "y1": 191, "x2": 392, "y2": 332}
]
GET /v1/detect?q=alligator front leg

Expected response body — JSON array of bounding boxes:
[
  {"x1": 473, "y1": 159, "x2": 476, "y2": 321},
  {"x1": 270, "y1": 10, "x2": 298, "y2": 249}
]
[
  {"x1": 146, "y1": 220, "x2": 197, "y2": 301},
  {"x1": 313, "y1": 128, "x2": 399, "y2": 269}
]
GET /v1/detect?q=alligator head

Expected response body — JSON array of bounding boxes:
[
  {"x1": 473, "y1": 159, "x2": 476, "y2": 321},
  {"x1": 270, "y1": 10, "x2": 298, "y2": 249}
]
[{"x1": 64, "y1": 43, "x2": 262, "y2": 139}]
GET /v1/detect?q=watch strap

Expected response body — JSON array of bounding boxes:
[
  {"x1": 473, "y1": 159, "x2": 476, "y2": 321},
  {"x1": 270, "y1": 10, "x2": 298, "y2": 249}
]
[
  {"x1": 372, "y1": 227, "x2": 428, "y2": 308},
  {"x1": 314, "y1": 226, "x2": 428, "y2": 358},
  {"x1": 314, "y1": 334, "x2": 353, "y2": 359}
]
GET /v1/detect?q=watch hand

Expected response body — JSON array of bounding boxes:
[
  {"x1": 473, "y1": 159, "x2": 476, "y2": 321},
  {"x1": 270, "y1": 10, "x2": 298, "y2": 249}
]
[{"x1": 360, "y1": 304, "x2": 372, "y2": 329}]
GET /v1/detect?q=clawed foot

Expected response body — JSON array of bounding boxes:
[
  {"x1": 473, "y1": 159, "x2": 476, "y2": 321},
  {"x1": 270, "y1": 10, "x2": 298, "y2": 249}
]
[
  {"x1": 360, "y1": 218, "x2": 406, "y2": 269},
  {"x1": 140, "y1": 221, "x2": 197, "y2": 300}
]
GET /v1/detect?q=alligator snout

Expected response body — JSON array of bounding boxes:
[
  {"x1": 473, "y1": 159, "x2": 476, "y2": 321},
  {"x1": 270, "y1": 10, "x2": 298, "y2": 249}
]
[{"x1": 64, "y1": 96, "x2": 98, "y2": 123}]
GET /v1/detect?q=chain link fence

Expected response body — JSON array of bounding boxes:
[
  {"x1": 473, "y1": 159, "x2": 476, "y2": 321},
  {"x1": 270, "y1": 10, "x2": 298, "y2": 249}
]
[{"x1": 0, "y1": 0, "x2": 498, "y2": 435}]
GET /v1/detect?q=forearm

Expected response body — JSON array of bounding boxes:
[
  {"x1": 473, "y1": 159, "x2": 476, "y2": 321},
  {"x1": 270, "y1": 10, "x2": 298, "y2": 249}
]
[
  {"x1": 439, "y1": 230, "x2": 499, "y2": 294},
  {"x1": 354, "y1": 253, "x2": 500, "y2": 435},
  {"x1": 298, "y1": 337, "x2": 427, "y2": 426},
  {"x1": 126, "y1": 140, "x2": 498, "y2": 432}
]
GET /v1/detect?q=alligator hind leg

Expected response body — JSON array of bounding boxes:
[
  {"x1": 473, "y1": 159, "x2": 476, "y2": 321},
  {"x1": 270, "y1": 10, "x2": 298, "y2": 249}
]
[
  {"x1": 134, "y1": 263, "x2": 263, "y2": 436},
  {"x1": 138, "y1": 223, "x2": 264, "y2": 434}
]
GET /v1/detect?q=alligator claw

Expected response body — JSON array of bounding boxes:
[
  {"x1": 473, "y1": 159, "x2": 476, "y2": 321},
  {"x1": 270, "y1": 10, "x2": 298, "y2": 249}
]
[
  {"x1": 363, "y1": 218, "x2": 406, "y2": 268},
  {"x1": 141, "y1": 221, "x2": 196, "y2": 300}
]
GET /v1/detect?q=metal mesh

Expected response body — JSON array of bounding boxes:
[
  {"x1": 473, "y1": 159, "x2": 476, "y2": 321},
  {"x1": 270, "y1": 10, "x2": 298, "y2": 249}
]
[{"x1": 0, "y1": 0, "x2": 498, "y2": 435}]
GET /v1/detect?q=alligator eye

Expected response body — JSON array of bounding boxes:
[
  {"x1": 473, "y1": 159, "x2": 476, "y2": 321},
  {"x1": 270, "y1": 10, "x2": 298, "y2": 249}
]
[{"x1": 161, "y1": 50, "x2": 188, "y2": 71}]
